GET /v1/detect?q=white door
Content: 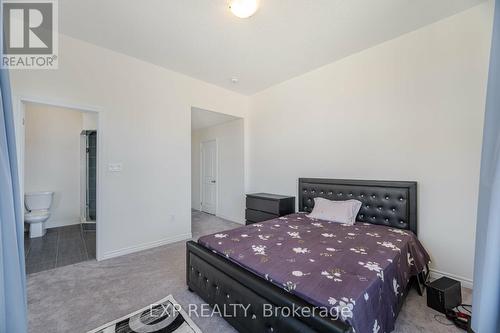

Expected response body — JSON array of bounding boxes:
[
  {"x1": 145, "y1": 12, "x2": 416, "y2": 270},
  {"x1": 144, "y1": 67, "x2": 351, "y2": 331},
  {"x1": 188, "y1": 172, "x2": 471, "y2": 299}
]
[{"x1": 201, "y1": 140, "x2": 217, "y2": 214}]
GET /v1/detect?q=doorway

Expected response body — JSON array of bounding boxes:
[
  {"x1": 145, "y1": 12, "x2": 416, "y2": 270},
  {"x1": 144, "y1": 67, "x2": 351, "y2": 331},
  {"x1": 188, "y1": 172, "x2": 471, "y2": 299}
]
[
  {"x1": 201, "y1": 140, "x2": 217, "y2": 215},
  {"x1": 14, "y1": 98, "x2": 102, "y2": 273},
  {"x1": 191, "y1": 107, "x2": 245, "y2": 236}
]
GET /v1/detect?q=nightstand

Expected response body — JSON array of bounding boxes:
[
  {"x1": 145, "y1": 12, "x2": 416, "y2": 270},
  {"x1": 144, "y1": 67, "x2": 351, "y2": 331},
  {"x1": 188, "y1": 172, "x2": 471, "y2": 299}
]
[{"x1": 245, "y1": 193, "x2": 295, "y2": 225}]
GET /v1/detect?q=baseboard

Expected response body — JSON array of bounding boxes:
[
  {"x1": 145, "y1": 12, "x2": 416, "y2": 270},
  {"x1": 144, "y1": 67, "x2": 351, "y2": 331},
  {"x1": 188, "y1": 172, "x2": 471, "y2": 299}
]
[
  {"x1": 216, "y1": 213, "x2": 245, "y2": 225},
  {"x1": 192, "y1": 208, "x2": 245, "y2": 225},
  {"x1": 46, "y1": 219, "x2": 81, "y2": 229},
  {"x1": 98, "y1": 233, "x2": 192, "y2": 261},
  {"x1": 429, "y1": 268, "x2": 473, "y2": 289}
]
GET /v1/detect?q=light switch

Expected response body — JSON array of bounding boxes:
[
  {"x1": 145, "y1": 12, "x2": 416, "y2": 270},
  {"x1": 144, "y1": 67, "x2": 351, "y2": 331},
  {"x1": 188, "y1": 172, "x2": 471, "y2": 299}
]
[{"x1": 108, "y1": 163, "x2": 122, "y2": 172}]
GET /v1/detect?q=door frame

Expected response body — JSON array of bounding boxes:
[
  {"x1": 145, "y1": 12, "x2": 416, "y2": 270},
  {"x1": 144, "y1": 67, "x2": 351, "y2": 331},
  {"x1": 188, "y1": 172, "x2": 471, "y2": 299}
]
[
  {"x1": 13, "y1": 95, "x2": 104, "y2": 260},
  {"x1": 199, "y1": 139, "x2": 218, "y2": 215}
]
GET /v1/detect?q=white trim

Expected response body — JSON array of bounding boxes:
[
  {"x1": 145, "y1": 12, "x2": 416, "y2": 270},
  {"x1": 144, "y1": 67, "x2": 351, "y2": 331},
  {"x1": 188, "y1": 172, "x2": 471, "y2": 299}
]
[
  {"x1": 46, "y1": 219, "x2": 81, "y2": 229},
  {"x1": 99, "y1": 233, "x2": 192, "y2": 261},
  {"x1": 193, "y1": 209, "x2": 244, "y2": 225},
  {"x1": 198, "y1": 142, "x2": 201, "y2": 210},
  {"x1": 16, "y1": 96, "x2": 104, "y2": 113},
  {"x1": 429, "y1": 268, "x2": 473, "y2": 289},
  {"x1": 216, "y1": 213, "x2": 245, "y2": 225},
  {"x1": 13, "y1": 95, "x2": 104, "y2": 261}
]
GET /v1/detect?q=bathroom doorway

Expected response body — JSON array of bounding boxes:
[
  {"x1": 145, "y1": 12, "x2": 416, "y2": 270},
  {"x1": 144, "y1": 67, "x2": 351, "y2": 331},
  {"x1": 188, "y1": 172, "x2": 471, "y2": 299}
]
[{"x1": 15, "y1": 99, "x2": 101, "y2": 274}]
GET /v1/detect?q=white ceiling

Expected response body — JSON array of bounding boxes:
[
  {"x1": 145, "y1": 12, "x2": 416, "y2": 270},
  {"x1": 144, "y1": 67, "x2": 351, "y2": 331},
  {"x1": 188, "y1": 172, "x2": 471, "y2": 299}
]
[
  {"x1": 59, "y1": 0, "x2": 485, "y2": 95},
  {"x1": 191, "y1": 107, "x2": 240, "y2": 131}
]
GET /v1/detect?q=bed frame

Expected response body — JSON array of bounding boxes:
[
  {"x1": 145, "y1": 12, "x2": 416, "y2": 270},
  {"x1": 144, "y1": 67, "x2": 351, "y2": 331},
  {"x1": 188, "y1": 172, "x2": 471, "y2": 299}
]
[{"x1": 186, "y1": 178, "x2": 421, "y2": 333}]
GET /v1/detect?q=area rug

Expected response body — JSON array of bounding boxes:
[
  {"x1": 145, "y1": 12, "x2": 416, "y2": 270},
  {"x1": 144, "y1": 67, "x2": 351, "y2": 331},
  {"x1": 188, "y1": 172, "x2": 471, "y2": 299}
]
[{"x1": 88, "y1": 295, "x2": 202, "y2": 333}]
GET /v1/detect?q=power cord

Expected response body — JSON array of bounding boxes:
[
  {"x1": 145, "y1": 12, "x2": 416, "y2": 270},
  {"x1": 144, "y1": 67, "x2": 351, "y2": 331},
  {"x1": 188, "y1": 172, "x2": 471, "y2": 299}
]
[
  {"x1": 433, "y1": 304, "x2": 472, "y2": 330},
  {"x1": 457, "y1": 304, "x2": 472, "y2": 314}
]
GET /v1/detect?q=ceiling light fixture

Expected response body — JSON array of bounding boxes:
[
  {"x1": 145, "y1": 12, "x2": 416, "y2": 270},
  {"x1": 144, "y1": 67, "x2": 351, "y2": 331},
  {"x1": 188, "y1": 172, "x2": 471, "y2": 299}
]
[{"x1": 229, "y1": 0, "x2": 259, "y2": 19}]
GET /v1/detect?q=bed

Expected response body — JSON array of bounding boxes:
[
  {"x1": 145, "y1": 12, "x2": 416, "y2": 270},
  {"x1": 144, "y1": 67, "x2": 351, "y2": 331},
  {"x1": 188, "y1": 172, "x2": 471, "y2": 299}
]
[{"x1": 186, "y1": 178, "x2": 430, "y2": 333}]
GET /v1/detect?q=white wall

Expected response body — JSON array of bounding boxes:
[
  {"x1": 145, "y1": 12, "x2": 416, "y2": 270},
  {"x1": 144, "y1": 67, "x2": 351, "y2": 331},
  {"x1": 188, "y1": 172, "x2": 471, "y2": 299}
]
[
  {"x1": 25, "y1": 104, "x2": 82, "y2": 228},
  {"x1": 192, "y1": 119, "x2": 245, "y2": 224},
  {"x1": 247, "y1": 3, "x2": 493, "y2": 286},
  {"x1": 12, "y1": 34, "x2": 249, "y2": 260},
  {"x1": 82, "y1": 112, "x2": 98, "y2": 131},
  {"x1": 12, "y1": 3, "x2": 493, "y2": 284}
]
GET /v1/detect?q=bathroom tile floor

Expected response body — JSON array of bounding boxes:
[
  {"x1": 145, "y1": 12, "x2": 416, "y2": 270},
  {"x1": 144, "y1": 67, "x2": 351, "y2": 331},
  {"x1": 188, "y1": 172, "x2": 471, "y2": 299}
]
[{"x1": 24, "y1": 224, "x2": 96, "y2": 274}]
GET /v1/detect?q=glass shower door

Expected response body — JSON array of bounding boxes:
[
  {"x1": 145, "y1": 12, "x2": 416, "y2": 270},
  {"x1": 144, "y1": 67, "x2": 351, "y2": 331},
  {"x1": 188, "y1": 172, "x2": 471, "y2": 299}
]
[{"x1": 86, "y1": 131, "x2": 97, "y2": 221}]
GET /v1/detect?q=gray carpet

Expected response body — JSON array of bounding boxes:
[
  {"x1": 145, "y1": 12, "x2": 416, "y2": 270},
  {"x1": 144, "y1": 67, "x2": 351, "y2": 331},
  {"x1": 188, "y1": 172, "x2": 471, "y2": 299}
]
[{"x1": 27, "y1": 211, "x2": 470, "y2": 333}]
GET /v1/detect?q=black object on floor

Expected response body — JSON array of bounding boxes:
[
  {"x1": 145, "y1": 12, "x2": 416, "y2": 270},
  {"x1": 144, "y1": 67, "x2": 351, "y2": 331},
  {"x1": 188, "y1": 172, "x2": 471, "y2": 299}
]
[
  {"x1": 427, "y1": 276, "x2": 462, "y2": 314},
  {"x1": 24, "y1": 224, "x2": 96, "y2": 274}
]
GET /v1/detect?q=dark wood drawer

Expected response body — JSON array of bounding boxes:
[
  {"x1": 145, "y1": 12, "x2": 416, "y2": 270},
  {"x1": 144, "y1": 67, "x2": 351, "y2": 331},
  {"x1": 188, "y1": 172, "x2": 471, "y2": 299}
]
[
  {"x1": 246, "y1": 197, "x2": 280, "y2": 215},
  {"x1": 245, "y1": 209, "x2": 278, "y2": 224}
]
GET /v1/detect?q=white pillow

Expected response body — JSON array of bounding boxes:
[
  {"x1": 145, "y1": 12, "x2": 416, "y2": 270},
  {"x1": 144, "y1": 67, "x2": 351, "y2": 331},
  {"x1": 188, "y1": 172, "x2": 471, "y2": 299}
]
[{"x1": 307, "y1": 198, "x2": 362, "y2": 225}]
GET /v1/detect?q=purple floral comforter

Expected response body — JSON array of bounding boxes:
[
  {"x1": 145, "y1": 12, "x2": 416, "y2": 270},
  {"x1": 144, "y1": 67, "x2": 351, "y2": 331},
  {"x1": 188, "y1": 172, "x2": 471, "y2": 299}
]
[{"x1": 198, "y1": 213, "x2": 430, "y2": 333}]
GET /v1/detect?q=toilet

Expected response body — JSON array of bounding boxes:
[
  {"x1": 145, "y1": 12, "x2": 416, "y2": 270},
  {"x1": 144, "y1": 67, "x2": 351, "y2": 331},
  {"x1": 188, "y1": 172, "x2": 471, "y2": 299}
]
[{"x1": 24, "y1": 191, "x2": 54, "y2": 238}]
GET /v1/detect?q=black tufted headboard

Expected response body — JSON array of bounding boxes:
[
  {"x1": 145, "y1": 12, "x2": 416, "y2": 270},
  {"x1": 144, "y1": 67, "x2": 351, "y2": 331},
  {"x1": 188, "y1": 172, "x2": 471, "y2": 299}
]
[{"x1": 298, "y1": 178, "x2": 417, "y2": 235}]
